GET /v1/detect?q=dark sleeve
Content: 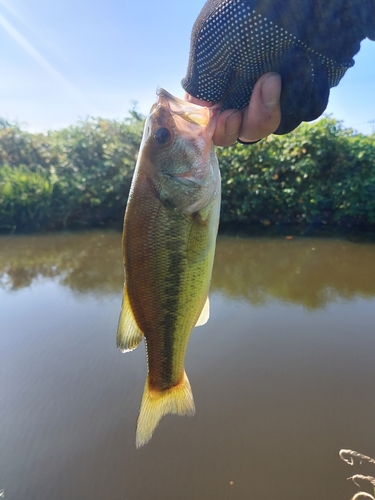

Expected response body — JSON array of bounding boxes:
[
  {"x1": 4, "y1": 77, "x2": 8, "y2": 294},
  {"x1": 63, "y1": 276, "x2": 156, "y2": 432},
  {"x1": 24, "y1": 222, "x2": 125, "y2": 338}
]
[{"x1": 182, "y1": 0, "x2": 375, "y2": 134}]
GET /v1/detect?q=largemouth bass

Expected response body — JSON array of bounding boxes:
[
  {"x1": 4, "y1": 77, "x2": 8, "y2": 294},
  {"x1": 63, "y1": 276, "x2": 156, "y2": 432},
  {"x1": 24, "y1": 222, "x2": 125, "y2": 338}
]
[{"x1": 117, "y1": 88, "x2": 221, "y2": 448}]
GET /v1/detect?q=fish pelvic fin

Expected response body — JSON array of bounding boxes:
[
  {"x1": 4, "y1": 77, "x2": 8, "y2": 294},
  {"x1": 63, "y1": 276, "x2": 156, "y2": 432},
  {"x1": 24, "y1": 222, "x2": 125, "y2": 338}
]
[
  {"x1": 136, "y1": 371, "x2": 195, "y2": 448},
  {"x1": 116, "y1": 286, "x2": 144, "y2": 352},
  {"x1": 195, "y1": 296, "x2": 210, "y2": 327}
]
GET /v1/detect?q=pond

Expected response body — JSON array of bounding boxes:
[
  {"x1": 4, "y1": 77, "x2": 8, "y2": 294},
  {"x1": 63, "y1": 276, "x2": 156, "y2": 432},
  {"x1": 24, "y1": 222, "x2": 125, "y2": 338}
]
[{"x1": 1, "y1": 229, "x2": 375, "y2": 500}]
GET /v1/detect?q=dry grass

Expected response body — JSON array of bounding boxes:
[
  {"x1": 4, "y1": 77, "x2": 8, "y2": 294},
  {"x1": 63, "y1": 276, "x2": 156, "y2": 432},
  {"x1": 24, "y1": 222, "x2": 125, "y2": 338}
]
[{"x1": 340, "y1": 449, "x2": 375, "y2": 500}]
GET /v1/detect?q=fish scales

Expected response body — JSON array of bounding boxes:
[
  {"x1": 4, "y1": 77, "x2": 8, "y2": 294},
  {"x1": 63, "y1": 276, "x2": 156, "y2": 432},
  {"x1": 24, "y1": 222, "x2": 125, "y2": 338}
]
[
  {"x1": 117, "y1": 88, "x2": 220, "y2": 447},
  {"x1": 125, "y1": 189, "x2": 217, "y2": 389}
]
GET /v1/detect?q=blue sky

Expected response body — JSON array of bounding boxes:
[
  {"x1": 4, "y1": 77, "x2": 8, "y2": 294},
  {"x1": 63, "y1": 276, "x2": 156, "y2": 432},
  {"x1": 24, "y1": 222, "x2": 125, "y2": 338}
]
[{"x1": 1, "y1": 0, "x2": 374, "y2": 134}]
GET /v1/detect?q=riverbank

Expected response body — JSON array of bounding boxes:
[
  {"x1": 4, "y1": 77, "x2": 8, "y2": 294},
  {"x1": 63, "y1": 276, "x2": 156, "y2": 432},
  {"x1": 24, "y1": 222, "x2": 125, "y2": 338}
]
[{"x1": 1, "y1": 115, "x2": 374, "y2": 233}]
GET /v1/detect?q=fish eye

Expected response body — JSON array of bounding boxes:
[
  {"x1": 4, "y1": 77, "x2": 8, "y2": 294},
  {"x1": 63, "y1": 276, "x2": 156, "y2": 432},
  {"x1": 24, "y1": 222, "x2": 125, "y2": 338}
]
[{"x1": 154, "y1": 127, "x2": 172, "y2": 145}]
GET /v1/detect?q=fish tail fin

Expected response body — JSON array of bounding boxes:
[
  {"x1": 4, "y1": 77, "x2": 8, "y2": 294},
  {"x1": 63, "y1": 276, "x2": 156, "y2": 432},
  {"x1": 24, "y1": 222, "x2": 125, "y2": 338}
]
[{"x1": 135, "y1": 371, "x2": 195, "y2": 448}]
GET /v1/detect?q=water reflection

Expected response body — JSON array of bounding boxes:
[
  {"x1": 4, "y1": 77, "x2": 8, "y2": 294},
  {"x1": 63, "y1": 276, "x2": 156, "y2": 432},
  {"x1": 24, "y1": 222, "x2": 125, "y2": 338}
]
[
  {"x1": 2, "y1": 230, "x2": 375, "y2": 500},
  {"x1": 212, "y1": 235, "x2": 375, "y2": 308},
  {"x1": 1, "y1": 230, "x2": 375, "y2": 308},
  {"x1": 0, "y1": 230, "x2": 123, "y2": 295}
]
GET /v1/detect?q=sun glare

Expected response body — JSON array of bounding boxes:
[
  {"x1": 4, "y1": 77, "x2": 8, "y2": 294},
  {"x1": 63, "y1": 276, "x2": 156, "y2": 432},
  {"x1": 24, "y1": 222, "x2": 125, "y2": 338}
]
[{"x1": 0, "y1": 3, "x2": 88, "y2": 106}]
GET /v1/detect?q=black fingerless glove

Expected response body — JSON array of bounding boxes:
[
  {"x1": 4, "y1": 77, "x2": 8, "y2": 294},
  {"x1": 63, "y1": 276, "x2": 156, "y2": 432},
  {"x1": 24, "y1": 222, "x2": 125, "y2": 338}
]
[{"x1": 182, "y1": 0, "x2": 375, "y2": 134}]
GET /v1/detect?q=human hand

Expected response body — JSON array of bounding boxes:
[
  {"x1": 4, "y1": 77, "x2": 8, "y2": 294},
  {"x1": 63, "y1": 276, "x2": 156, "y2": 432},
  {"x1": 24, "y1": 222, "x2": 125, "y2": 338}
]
[
  {"x1": 185, "y1": 72, "x2": 281, "y2": 147},
  {"x1": 183, "y1": 0, "x2": 374, "y2": 138}
]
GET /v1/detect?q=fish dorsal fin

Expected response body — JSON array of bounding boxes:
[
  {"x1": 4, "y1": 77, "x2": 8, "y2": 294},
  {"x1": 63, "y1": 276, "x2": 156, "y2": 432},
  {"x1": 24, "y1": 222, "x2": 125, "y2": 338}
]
[
  {"x1": 195, "y1": 296, "x2": 210, "y2": 327},
  {"x1": 117, "y1": 286, "x2": 144, "y2": 352}
]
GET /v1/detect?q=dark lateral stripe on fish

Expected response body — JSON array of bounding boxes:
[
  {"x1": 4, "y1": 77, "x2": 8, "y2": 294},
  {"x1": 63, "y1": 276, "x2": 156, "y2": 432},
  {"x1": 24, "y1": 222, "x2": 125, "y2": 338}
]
[
  {"x1": 148, "y1": 241, "x2": 185, "y2": 390},
  {"x1": 162, "y1": 239, "x2": 185, "y2": 389}
]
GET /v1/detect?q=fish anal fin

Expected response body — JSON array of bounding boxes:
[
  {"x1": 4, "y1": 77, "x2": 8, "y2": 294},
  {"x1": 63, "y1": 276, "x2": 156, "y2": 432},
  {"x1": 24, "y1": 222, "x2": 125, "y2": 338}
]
[
  {"x1": 195, "y1": 296, "x2": 210, "y2": 327},
  {"x1": 136, "y1": 371, "x2": 195, "y2": 448},
  {"x1": 116, "y1": 286, "x2": 144, "y2": 352}
]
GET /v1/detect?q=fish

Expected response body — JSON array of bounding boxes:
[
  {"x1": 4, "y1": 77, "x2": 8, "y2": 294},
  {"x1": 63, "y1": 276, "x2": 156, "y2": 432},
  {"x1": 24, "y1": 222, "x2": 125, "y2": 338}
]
[{"x1": 117, "y1": 88, "x2": 221, "y2": 448}]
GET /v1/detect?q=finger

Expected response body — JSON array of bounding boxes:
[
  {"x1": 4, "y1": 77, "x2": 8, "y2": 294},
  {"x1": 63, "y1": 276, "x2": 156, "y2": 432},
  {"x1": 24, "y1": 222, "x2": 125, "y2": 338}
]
[
  {"x1": 238, "y1": 73, "x2": 281, "y2": 142},
  {"x1": 212, "y1": 109, "x2": 242, "y2": 147}
]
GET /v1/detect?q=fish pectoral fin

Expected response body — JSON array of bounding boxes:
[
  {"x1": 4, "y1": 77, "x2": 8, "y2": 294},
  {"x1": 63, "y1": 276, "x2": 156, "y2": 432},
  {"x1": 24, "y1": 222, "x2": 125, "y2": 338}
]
[
  {"x1": 195, "y1": 296, "x2": 210, "y2": 327},
  {"x1": 116, "y1": 286, "x2": 144, "y2": 352},
  {"x1": 136, "y1": 371, "x2": 195, "y2": 448}
]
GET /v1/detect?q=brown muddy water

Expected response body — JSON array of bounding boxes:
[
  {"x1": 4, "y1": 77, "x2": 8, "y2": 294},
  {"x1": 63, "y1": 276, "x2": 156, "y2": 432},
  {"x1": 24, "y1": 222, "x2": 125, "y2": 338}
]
[{"x1": 1, "y1": 229, "x2": 375, "y2": 500}]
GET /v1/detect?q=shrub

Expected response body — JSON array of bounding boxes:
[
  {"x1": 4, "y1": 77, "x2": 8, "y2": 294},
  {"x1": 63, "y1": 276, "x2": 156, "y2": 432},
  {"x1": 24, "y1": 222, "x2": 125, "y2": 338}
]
[
  {"x1": 1, "y1": 115, "x2": 374, "y2": 232},
  {"x1": 0, "y1": 113, "x2": 144, "y2": 230},
  {"x1": 48, "y1": 115, "x2": 143, "y2": 228},
  {"x1": 218, "y1": 117, "x2": 375, "y2": 229},
  {"x1": 0, "y1": 164, "x2": 53, "y2": 230}
]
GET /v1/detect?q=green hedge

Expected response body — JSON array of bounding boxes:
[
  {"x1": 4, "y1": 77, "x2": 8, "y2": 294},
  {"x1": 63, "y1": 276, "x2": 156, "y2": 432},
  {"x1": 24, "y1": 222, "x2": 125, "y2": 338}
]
[
  {"x1": 218, "y1": 118, "x2": 375, "y2": 229},
  {"x1": 0, "y1": 113, "x2": 143, "y2": 231},
  {"x1": 0, "y1": 115, "x2": 374, "y2": 232}
]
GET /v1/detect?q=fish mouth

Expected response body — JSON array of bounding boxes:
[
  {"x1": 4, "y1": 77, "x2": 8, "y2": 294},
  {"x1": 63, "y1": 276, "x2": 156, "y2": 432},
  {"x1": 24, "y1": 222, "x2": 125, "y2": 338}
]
[
  {"x1": 156, "y1": 87, "x2": 215, "y2": 126},
  {"x1": 162, "y1": 171, "x2": 202, "y2": 188}
]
